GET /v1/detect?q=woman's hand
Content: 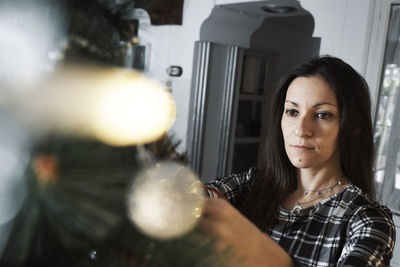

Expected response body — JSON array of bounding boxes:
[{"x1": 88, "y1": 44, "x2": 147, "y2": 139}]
[{"x1": 200, "y1": 198, "x2": 294, "y2": 267}]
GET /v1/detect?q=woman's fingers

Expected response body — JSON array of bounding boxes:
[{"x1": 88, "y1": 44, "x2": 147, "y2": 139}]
[
  {"x1": 199, "y1": 197, "x2": 294, "y2": 267},
  {"x1": 202, "y1": 198, "x2": 237, "y2": 220},
  {"x1": 200, "y1": 199, "x2": 231, "y2": 236}
]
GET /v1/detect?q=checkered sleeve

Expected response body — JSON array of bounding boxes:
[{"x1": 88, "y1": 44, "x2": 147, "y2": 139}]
[
  {"x1": 204, "y1": 167, "x2": 257, "y2": 207},
  {"x1": 337, "y1": 204, "x2": 396, "y2": 266}
]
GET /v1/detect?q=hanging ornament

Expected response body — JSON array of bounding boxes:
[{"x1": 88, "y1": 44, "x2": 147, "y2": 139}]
[
  {"x1": 127, "y1": 161, "x2": 204, "y2": 240},
  {"x1": 32, "y1": 154, "x2": 58, "y2": 185}
]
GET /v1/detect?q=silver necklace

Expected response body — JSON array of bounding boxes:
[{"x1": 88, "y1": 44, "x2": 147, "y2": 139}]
[{"x1": 293, "y1": 179, "x2": 342, "y2": 211}]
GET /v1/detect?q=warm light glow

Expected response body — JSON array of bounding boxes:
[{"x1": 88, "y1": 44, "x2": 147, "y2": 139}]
[
  {"x1": 91, "y1": 71, "x2": 176, "y2": 145},
  {"x1": 7, "y1": 66, "x2": 176, "y2": 146}
]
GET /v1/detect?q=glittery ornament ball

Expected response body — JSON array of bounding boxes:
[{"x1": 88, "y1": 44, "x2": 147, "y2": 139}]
[{"x1": 127, "y1": 161, "x2": 204, "y2": 240}]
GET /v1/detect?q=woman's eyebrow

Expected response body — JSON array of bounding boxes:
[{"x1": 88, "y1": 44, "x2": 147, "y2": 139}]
[
  {"x1": 285, "y1": 100, "x2": 338, "y2": 108},
  {"x1": 313, "y1": 102, "x2": 338, "y2": 108},
  {"x1": 284, "y1": 100, "x2": 298, "y2": 106}
]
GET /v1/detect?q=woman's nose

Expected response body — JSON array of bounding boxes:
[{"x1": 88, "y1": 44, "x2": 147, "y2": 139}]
[{"x1": 294, "y1": 116, "x2": 313, "y2": 137}]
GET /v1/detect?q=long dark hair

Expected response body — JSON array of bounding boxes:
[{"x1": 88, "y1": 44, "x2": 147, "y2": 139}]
[{"x1": 240, "y1": 55, "x2": 375, "y2": 230}]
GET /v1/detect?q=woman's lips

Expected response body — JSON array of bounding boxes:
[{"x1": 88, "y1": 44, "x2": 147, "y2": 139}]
[{"x1": 291, "y1": 145, "x2": 314, "y2": 151}]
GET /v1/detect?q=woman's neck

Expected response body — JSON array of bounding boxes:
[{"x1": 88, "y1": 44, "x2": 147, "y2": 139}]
[
  {"x1": 296, "y1": 167, "x2": 345, "y2": 191},
  {"x1": 279, "y1": 168, "x2": 348, "y2": 211}
]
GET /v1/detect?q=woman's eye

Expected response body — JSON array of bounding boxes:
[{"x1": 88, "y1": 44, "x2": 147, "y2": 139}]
[
  {"x1": 285, "y1": 109, "x2": 298, "y2": 117},
  {"x1": 316, "y1": 112, "x2": 332, "y2": 120}
]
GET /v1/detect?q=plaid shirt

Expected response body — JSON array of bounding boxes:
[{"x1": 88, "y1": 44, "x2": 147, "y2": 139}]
[{"x1": 205, "y1": 168, "x2": 396, "y2": 266}]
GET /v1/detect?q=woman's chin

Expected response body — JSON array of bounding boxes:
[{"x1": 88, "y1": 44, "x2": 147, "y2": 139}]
[{"x1": 289, "y1": 157, "x2": 313, "y2": 169}]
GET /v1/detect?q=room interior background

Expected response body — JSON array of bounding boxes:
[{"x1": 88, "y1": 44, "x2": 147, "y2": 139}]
[{"x1": 135, "y1": 0, "x2": 399, "y2": 263}]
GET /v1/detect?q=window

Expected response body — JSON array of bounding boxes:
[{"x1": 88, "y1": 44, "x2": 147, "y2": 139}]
[{"x1": 373, "y1": 4, "x2": 400, "y2": 213}]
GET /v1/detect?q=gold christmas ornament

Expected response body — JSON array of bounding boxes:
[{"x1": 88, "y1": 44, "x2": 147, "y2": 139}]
[
  {"x1": 127, "y1": 161, "x2": 205, "y2": 240},
  {"x1": 7, "y1": 66, "x2": 176, "y2": 146}
]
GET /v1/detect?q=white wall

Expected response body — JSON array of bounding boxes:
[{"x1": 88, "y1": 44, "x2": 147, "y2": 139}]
[
  {"x1": 300, "y1": 0, "x2": 374, "y2": 74},
  {"x1": 139, "y1": 0, "x2": 374, "y2": 152},
  {"x1": 137, "y1": 0, "x2": 215, "y2": 151}
]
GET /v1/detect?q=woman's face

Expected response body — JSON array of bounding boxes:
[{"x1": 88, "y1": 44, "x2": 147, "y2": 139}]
[{"x1": 281, "y1": 76, "x2": 340, "y2": 170}]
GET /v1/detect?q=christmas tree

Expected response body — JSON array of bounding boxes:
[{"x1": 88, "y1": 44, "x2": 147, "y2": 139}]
[{"x1": 0, "y1": 0, "x2": 226, "y2": 266}]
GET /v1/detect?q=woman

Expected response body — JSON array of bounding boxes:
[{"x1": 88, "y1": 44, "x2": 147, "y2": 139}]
[{"x1": 201, "y1": 56, "x2": 395, "y2": 266}]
